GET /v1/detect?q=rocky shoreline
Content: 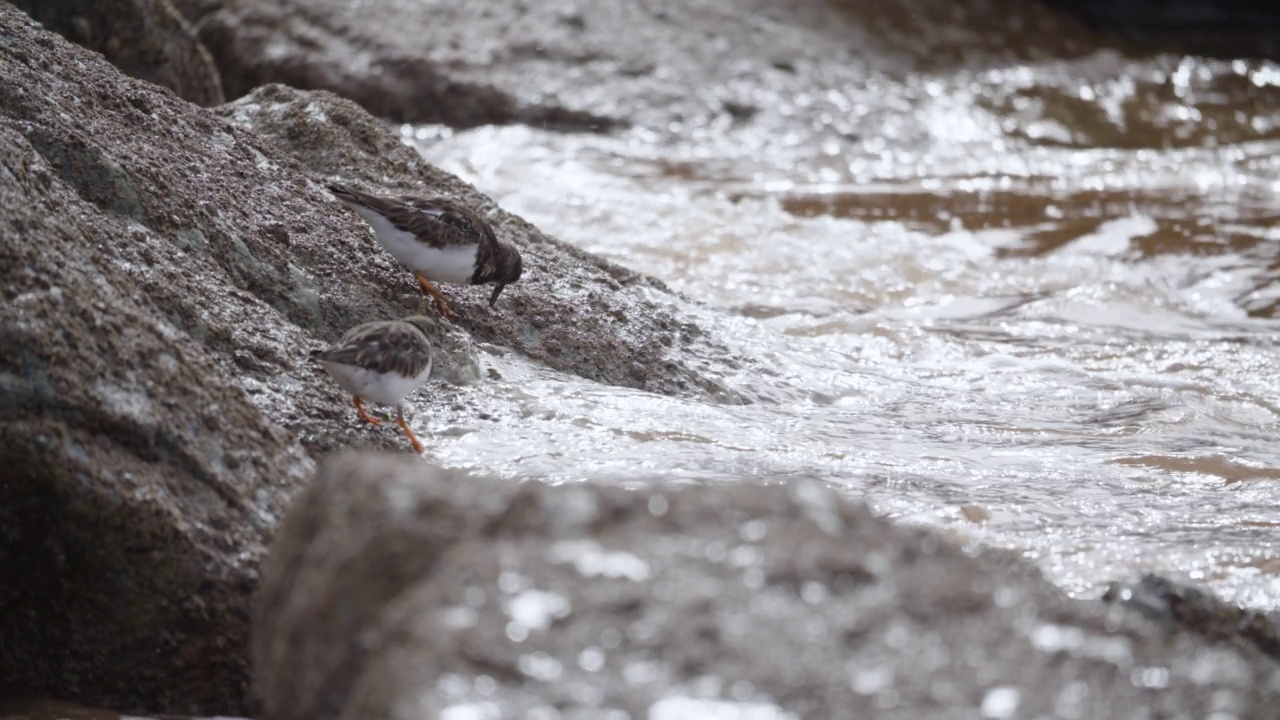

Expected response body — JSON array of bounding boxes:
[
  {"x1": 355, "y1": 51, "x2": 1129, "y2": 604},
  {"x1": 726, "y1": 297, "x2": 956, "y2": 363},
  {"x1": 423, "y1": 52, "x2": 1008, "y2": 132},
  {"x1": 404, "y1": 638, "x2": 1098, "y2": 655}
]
[{"x1": 2, "y1": 0, "x2": 1279, "y2": 718}]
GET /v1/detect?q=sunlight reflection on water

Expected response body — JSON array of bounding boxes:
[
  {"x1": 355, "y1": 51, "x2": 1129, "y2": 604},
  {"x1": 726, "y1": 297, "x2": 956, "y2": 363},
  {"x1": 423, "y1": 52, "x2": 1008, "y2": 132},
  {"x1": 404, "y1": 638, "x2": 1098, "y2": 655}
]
[{"x1": 399, "y1": 61, "x2": 1280, "y2": 609}]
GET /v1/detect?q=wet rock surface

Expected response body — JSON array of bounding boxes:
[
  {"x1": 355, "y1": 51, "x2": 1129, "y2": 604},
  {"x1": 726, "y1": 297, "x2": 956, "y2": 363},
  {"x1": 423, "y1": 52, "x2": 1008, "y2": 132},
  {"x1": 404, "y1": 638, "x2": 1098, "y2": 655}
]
[
  {"x1": 215, "y1": 83, "x2": 741, "y2": 401},
  {"x1": 1105, "y1": 575, "x2": 1280, "y2": 662},
  {"x1": 189, "y1": 0, "x2": 1094, "y2": 135},
  {"x1": 11, "y1": 0, "x2": 224, "y2": 106},
  {"x1": 0, "y1": 698, "x2": 249, "y2": 720},
  {"x1": 5, "y1": 0, "x2": 1280, "y2": 716},
  {"x1": 256, "y1": 453, "x2": 1280, "y2": 720},
  {"x1": 0, "y1": 6, "x2": 306, "y2": 712},
  {"x1": 0, "y1": 3, "x2": 739, "y2": 712},
  {"x1": 192, "y1": 0, "x2": 618, "y2": 129}
]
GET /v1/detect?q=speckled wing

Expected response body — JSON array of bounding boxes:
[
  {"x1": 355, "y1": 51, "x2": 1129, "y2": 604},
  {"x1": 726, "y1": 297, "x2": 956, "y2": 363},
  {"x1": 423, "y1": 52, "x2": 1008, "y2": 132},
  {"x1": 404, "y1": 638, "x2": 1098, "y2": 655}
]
[
  {"x1": 382, "y1": 197, "x2": 497, "y2": 249},
  {"x1": 331, "y1": 184, "x2": 494, "y2": 249},
  {"x1": 317, "y1": 321, "x2": 433, "y2": 379}
]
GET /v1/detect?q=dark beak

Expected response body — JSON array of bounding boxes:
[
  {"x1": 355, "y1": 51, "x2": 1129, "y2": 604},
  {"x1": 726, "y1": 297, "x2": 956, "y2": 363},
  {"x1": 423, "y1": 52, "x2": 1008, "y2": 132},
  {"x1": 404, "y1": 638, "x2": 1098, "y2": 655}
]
[{"x1": 489, "y1": 283, "x2": 507, "y2": 308}]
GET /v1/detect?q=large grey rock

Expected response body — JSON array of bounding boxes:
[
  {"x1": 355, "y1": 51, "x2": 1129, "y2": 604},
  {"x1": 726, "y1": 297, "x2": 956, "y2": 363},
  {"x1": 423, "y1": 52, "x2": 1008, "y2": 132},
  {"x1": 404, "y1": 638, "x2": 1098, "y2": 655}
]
[
  {"x1": 195, "y1": 0, "x2": 617, "y2": 129},
  {"x1": 254, "y1": 453, "x2": 1280, "y2": 720},
  {"x1": 1105, "y1": 574, "x2": 1280, "y2": 662},
  {"x1": 0, "y1": 3, "x2": 731, "y2": 712},
  {"x1": 10, "y1": 0, "x2": 225, "y2": 105},
  {"x1": 0, "y1": 5, "x2": 308, "y2": 712},
  {"x1": 192, "y1": 0, "x2": 1095, "y2": 133},
  {"x1": 215, "y1": 83, "x2": 742, "y2": 401}
]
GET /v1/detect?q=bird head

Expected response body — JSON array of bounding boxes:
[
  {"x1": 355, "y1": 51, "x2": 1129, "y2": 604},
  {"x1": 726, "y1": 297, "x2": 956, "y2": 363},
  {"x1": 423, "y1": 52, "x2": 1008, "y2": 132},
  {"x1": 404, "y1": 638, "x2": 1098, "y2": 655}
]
[{"x1": 488, "y1": 245, "x2": 524, "y2": 308}]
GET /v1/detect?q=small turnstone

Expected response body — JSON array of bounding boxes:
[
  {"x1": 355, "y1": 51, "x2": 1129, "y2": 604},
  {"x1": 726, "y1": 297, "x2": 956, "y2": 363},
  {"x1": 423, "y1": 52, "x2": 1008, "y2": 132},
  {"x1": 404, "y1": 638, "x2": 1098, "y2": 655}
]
[
  {"x1": 313, "y1": 315, "x2": 437, "y2": 454},
  {"x1": 328, "y1": 183, "x2": 524, "y2": 320}
]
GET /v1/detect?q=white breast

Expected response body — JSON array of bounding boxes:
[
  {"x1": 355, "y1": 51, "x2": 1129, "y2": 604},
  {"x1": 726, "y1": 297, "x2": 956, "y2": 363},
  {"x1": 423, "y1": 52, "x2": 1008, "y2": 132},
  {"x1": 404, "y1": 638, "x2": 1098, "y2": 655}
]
[
  {"x1": 319, "y1": 357, "x2": 434, "y2": 407},
  {"x1": 353, "y1": 206, "x2": 479, "y2": 285}
]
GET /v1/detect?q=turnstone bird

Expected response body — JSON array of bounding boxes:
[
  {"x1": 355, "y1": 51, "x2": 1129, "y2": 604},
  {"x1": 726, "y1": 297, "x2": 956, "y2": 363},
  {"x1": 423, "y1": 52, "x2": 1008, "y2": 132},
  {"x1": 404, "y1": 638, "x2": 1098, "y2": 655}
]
[
  {"x1": 313, "y1": 315, "x2": 437, "y2": 454},
  {"x1": 327, "y1": 183, "x2": 524, "y2": 320}
]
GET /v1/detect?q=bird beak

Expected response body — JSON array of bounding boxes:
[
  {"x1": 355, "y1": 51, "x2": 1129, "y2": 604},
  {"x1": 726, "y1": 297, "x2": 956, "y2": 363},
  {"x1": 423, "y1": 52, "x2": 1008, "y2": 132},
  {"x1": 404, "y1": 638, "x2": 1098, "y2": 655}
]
[{"x1": 489, "y1": 283, "x2": 506, "y2": 308}]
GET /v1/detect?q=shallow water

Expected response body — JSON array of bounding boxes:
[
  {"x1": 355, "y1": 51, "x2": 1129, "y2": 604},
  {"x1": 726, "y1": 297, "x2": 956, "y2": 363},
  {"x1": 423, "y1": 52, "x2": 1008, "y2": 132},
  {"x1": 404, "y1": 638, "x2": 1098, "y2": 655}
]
[{"x1": 399, "y1": 51, "x2": 1280, "y2": 610}]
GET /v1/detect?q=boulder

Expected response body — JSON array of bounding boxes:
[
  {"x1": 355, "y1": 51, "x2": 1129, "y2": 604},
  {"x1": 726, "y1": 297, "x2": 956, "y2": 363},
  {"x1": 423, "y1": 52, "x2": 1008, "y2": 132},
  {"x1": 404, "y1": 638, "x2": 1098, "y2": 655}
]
[
  {"x1": 10, "y1": 0, "x2": 225, "y2": 106},
  {"x1": 215, "y1": 83, "x2": 743, "y2": 401},
  {"x1": 0, "y1": 3, "x2": 731, "y2": 712},
  {"x1": 0, "y1": 5, "x2": 307, "y2": 711},
  {"x1": 195, "y1": 0, "x2": 618, "y2": 129},
  {"x1": 191, "y1": 0, "x2": 1096, "y2": 137},
  {"x1": 255, "y1": 452, "x2": 1280, "y2": 720},
  {"x1": 1105, "y1": 574, "x2": 1280, "y2": 661}
]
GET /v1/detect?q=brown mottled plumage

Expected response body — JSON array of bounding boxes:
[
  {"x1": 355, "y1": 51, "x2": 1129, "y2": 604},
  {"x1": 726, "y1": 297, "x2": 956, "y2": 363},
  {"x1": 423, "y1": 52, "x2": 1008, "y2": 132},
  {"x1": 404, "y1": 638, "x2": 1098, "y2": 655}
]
[
  {"x1": 316, "y1": 319, "x2": 434, "y2": 379},
  {"x1": 313, "y1": 316, "x2": 437, "y2": 453},
  {"x1": 328, "y1": 183, "x2": 524, "y2": 320},
  {"x1": 366, "y1": 196, "x2": 493, "y2": 248}
]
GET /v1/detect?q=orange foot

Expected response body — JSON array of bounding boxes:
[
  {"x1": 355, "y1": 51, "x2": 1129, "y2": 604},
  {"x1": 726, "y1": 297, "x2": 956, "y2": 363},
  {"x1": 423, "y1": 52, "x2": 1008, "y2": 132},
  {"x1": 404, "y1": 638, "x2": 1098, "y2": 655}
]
[
  {"x1": 396, "y1": 409, "x2": 425, "y2": 454},
  {"x1": 416, "y1": 273, "x2": 460, "y2": 320},
  {"x1": 354, "y1": 397, "x2": 382, "y2": 427}
]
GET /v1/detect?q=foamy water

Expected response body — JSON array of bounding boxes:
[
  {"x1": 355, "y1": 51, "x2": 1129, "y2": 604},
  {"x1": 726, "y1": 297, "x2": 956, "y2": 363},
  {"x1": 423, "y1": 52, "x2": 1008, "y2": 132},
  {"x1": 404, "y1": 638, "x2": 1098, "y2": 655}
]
[{"x1": 396, "y1": 53, "x2": 1280, "y2": 610}]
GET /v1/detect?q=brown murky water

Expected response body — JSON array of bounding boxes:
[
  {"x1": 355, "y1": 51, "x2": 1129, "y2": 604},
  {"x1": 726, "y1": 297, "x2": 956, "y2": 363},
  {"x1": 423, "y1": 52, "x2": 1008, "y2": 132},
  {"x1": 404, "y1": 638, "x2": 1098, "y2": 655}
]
[{"x1": 400, "y1": 51, "x2": 1280, "y2": 610}]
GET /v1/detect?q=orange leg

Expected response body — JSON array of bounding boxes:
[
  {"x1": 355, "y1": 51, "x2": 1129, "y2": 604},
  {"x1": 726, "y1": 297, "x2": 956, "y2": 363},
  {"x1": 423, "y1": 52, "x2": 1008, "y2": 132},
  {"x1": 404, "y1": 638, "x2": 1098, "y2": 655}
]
[
  {"x1": 396, "y1": 408, "x2": 425, "y2": 454},
  {"x1": 354, "y1": 397, "x2": 382, "y2": 427},
  {"x1": 415, "y1": 273, "x2": 459, "y2": 320}
]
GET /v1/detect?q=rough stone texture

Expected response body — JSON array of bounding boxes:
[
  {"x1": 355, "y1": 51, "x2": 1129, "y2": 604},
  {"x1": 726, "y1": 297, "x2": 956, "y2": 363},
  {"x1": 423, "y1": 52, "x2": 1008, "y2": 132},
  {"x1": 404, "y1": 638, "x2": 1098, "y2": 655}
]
[
  {"x1": 190, "y1": 0, "x2": 1096, "y2": 134},
  {"x1": 0, "y1": 5, "x2": 740, "y2": 712},
  {"x1": 254, "y1": 453, "x2": 1280, "y2": 720},
  {"x1": 0, "y1": 101, "x2": 279, "y2": 713},
  {"x1": 0, "y1": 7, "x2": 305, "y2": 712},
  {"x1": 195, "y1": 1, "x2": 618, "y2": 129},
  {"x1": 1105, "y1": 574, "x2": 1280, "y2": 662},
  {"x1": 10, "y1": 0, "x2": 225, "y2": 106},
  {"x1": 215, "y1": 83, "x2": 743, "y2": 402},
  {"x1": 0, "y1": 699, "x2": 250, "y2": 720}
]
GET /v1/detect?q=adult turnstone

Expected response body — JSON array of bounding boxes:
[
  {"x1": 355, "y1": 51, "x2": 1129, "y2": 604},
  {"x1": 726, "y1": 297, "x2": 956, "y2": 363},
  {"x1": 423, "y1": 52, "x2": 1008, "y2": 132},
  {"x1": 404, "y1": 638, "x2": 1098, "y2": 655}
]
[
  {"x1": 327, "y1": 183, "x2": 524, "y2": 320},
  {"x1": 313, "y1": 315, "x2": 437, "y2": 453}
]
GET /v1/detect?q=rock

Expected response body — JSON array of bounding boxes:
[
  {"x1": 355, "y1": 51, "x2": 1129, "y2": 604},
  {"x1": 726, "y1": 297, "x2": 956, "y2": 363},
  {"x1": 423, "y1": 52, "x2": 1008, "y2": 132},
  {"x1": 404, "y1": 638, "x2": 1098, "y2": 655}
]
[
  {"x1": 215, "y1": 83, "x2": 743, "y2": 401},
  {"x1": 191, "y1": 0, "x2": 1095, "y2": 135},
  {"x1": 0, "y1": 111, "x2": 280, "y2": 712},
  {"x1": 0, "y1": 4, "x2": 737, "y2": 711},
  {"x1": 1104, "y1": 574, "x2": 1280, "y2": 661},
  {"x1": 10, "y1": 0, "x2": 225, "y2": 106},
  {"x1": 0, "y1": 6, "x2": 309, "y2": 712},
  {"x1": 0, "y1": 699, "x2": 250, "y2": 720},
  {"x1": 254, "y1": 452, "x2": 1280, "y2": 720},
  {"x1": 1045, "y1": 0, "x2": 1280, "y2": 43},
  {"x1": 195, "y1": 1, "x2": 618, "y2": 129}
]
